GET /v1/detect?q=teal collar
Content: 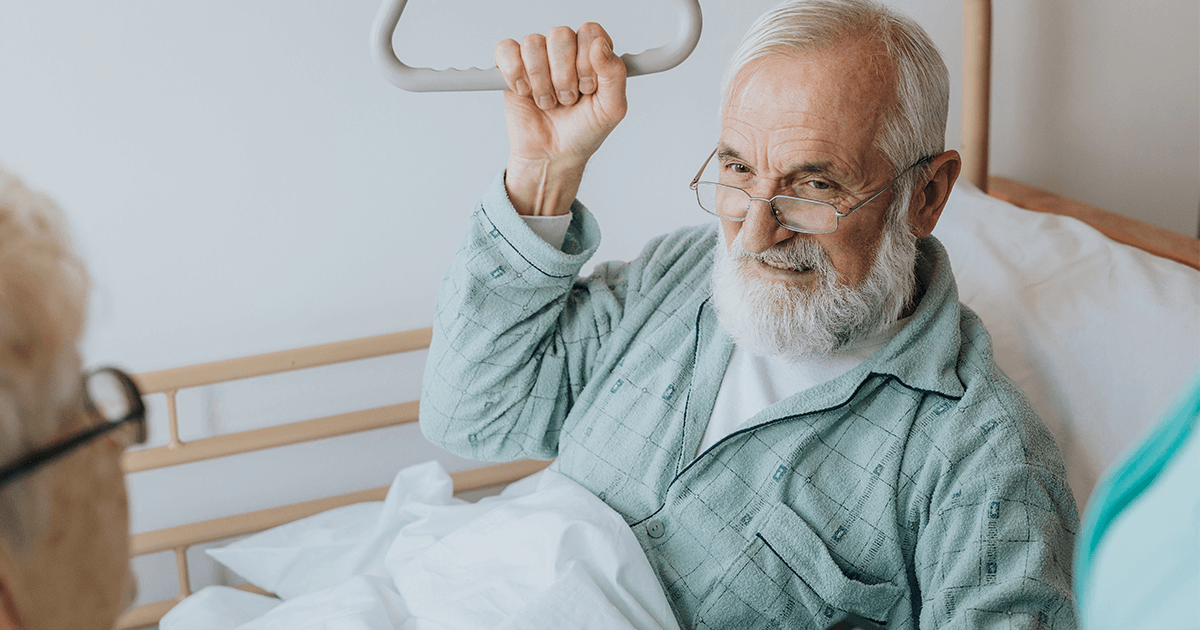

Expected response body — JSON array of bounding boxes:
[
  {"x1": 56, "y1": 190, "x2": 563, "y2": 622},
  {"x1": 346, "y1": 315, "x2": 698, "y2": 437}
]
[{"x1": 865, "y1": 236, "x2": 968, "y2": 400}]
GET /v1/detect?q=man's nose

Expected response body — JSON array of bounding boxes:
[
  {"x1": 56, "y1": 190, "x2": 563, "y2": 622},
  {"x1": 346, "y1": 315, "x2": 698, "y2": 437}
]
[{"x1": 738, "y1": 196, "x2": 796, "y2": 254}]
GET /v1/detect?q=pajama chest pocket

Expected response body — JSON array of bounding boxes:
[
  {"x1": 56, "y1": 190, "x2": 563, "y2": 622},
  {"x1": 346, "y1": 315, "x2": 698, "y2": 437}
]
[{"x1": 694, "y1": 502, "x2": 903, "y2": 629}]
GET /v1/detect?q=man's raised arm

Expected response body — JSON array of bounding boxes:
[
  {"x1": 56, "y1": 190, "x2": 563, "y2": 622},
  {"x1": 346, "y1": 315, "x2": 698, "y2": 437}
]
[{"x1": 419, "y1": 25, "x2": 640, "y2": 463}]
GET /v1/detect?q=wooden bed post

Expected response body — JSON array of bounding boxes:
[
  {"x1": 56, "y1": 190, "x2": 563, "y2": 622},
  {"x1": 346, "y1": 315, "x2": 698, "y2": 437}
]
[{"x1": 962, "y1": 0, "x2": 992, "y2": 192}]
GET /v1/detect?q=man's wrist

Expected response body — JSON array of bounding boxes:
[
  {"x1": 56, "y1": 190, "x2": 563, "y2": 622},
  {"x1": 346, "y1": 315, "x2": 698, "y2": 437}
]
[{"x1": 504, "y1": 156, "x2": 587, "y2": 217}]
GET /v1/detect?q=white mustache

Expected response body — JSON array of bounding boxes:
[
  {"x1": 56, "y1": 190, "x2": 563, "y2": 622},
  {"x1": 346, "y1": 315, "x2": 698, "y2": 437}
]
[{"x1": 726, "y1": 234, "x2": 832, "y2": 276}]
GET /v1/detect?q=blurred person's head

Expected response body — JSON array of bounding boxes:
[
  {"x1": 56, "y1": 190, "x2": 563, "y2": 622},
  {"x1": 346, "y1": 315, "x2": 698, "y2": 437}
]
[{"x1": 0, "y1": 166, "x2": 134, "y2": 629}]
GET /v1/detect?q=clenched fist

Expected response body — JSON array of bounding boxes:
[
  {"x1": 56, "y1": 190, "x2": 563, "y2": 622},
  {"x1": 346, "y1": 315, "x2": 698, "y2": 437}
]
[{"x1": 497, "y1": 23, "x2": 627, "y2": 216}]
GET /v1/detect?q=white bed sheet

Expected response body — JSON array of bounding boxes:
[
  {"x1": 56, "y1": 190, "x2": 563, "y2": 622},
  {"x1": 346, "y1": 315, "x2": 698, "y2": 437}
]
[
  {"x1": 935, "y1": 182, "x2": 1200, "y2": 507},
  {"x1": 161, "y1": 462, "x2": 681, "y2": 630}
]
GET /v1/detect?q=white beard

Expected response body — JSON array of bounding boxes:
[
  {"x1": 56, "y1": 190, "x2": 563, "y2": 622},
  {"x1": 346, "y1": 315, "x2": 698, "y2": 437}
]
[{"x1": 710, "y1": 214, "x2": 918, "y2": 362}]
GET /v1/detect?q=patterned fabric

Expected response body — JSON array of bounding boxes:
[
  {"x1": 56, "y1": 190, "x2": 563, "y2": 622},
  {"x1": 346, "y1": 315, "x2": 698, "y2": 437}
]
[{"x1": 421, "y1": 172, "x2": 1079, "y2": 629}]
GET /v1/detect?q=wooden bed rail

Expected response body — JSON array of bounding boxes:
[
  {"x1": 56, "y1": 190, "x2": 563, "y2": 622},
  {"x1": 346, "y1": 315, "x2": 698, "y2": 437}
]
[
  {"x1": 122, "y1": 327, "x2": 433, "y2": 470},
  {"x1": 122, "y1": 402, "x2": 419, "y2": 473},
  {"x1": 959, "y1": 0, "x2": 1200, "y2": 270}
]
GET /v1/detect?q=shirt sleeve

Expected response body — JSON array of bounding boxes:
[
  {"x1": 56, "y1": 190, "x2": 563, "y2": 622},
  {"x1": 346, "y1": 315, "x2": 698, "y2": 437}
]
[
  {"x1": 911, "y1": 381, "x2": 1079, "y2": 629},
  {"x1": 419, "y1": 170, "x2": 620, "y2": 462}
]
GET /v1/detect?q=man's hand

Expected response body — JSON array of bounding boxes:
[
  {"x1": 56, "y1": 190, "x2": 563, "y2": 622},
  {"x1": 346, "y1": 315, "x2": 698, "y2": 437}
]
[{"x1": 496, "y1": 23, "x2": 627, "y2": 216}]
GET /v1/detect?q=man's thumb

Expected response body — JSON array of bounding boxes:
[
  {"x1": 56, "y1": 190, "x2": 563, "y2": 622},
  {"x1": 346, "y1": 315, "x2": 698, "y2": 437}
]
[{"x1": 590, "y1": 39, "x2": 627, "y2": 114}]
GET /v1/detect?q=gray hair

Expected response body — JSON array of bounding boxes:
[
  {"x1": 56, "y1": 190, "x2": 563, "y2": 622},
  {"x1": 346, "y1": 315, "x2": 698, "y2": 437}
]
[
  {"x1": 722, "y1": 0, "x2": 950, "y2": 215},
  {"x1": 0, "y1": 165, "x2": 90, "y2": 552}
]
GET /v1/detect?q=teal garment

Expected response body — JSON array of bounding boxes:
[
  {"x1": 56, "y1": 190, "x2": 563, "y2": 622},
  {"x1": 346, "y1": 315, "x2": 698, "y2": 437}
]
[
  {"x1": 421, "y1": 172, "x2": 1080, "y2": 630},
  {"x1": 1075, "y1": 373, "x2": 1200, "y2": 629}
]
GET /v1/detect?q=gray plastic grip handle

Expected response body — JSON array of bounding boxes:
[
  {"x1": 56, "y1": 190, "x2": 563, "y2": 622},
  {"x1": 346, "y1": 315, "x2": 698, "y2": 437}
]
[{"x1": 370, "y1": 0, "x2": 703, "y2": 92}]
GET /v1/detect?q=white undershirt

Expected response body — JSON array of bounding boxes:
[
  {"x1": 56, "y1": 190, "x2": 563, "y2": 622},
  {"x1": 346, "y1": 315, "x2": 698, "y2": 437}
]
[
  {"x1": 522, "y1": 213, "x2": 574, "y2": 250},
  {"x1": 698, "y1": 320, "x2": 906, "y2": 455},
  {"x1": 520, "y1": 211, "x2": 907, "y2": 456}
]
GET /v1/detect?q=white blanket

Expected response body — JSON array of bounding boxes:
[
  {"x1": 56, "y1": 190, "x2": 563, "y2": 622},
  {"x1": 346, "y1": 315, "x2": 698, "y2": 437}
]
[{"x1": 161, "y1": 462, "x2": 681, "y2": 630}]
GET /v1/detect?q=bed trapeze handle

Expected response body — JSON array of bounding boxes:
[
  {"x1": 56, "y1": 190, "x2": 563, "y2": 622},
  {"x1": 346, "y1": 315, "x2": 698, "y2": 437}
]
[{"x1": 370, "y1": 0, "x2": 703, "y2": 92}]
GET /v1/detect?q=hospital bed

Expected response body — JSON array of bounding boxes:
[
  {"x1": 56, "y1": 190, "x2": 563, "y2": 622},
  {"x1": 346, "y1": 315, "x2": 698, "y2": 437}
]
[{"x1": 115, "y1": 0, "x2": 1200, "y2": 627}]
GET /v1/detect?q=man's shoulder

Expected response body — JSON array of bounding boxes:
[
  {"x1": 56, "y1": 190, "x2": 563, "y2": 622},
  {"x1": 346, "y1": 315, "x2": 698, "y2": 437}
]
[
  {"x1": 952, "y1": 303, "x2": 1044, "y2": 434},
  {"x1": 888, "y1": 278, "x2": 1066, "y2": 476},
  {"x1": 908, "y1": 312, "x2": 1069, "y2": 483},
  {"x1": 603, "y1": 222, "x2": 719, "y2": 287},
  {"x1": 639, "y1": 222, "x2": 719, "y2": 261}
]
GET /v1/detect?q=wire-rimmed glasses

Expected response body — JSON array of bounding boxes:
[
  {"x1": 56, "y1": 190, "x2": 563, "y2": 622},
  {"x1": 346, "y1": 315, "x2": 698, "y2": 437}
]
[
  {"x1": 0, "y1": 367, "x2": 146, "y2": 485},
  {"x1": 689, "y1": 148, "x2": 931, "y2": 234}
]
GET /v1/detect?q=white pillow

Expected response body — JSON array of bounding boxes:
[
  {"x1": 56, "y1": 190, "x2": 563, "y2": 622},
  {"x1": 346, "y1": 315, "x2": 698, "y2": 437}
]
[{"x1": 935, "y1": 182, "x2": 1200, "y2": 507}]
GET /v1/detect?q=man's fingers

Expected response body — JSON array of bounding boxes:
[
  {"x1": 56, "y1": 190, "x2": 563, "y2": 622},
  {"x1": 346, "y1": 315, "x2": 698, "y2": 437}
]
[
  {"x1": 546, "y1": 26, "x2": 578, "y2": 106},
  {"x1": 498, "y1": 24, "x2": 620, "y2": 113},
  {"x1": 495, "y1": 39, "x2": 528, "y2": 96},
  {"x1": 575, "y1": 22, "x2": 611, "y2": 95},
  {"x1": 520, "y1": 33, "x2": 555, "y2": 110}
]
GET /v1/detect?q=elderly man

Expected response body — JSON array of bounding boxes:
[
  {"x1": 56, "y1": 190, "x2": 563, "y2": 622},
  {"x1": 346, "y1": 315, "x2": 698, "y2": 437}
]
[
  {"x1": 420, "y1": 0, "x2": 1079, "y2": 628},
  {"x1": 0, "y1": 166, "x2": 145, "y2": 629}
]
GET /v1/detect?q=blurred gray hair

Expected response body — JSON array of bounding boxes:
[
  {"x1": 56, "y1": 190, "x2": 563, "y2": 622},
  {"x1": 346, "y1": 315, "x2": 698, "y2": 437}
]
[
  {"x1": 721, "y1": 0, "x2": 950, "y2": 214},
  {"x1": 0, "y1": 165, "x2": 90, "y2": 551}
]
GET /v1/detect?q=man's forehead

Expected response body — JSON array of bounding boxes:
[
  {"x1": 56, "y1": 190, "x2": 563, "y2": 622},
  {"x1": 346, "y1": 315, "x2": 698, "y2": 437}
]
[
  {"x1": 722, "y1": 39, "x2": 895, "y2": 120},
  {"x1": 717, "y1": 41, "x2": 895, "y2": 175},
  {"x1": 726, "y1": 35, "x2": 896, "y2": 96}
]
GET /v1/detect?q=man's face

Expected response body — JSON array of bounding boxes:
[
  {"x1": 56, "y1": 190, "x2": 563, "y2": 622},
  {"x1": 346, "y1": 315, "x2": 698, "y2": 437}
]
[
  {"x1": 717, "y1": 39, "x2": 902, "y2": 288},
  {"x1": 711, "y1": 40, "x2": 921, "y2": 360}
]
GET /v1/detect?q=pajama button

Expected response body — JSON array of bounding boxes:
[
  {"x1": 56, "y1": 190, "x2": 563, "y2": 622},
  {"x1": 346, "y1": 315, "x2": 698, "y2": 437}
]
[{"x1": 645, "y1": 518, "x2": 665, "y2": 538}]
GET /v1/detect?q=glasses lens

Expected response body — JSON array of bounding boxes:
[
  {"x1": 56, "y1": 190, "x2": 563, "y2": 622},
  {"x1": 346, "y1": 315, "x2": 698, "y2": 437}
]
[
  {"x1": 85, "y1": 370, "x2": 144, "y2": 447},
  {"x1": 773, "y1": 197, "x2": 838, "y2": 234},
  {"x1": 695, "y1": 182, "x2": 749, "y2": 219},
  {"x1": 87, "y1": 371, "x2": 131, "y2": 420}
]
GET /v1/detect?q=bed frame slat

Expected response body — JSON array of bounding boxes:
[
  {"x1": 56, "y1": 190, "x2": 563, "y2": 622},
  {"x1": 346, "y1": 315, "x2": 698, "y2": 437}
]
[
  {"x1": 117, "y1": 599, "x2": 178, "y2": 630},
  {"x1": 122, "y1": 401, "x2": 420, "y2": 473},
  {"x1": 131, "y1": 486, "x2": 390, "y2": 557},
  {"x1": 133, "y1": 328, "x2": 433, "y2": 394}
]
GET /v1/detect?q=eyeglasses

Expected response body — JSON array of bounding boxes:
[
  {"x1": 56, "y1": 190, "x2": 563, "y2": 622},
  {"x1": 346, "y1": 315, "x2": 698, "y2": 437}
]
[
  {"x1": 689, "y1": 148, "x2": 932, "y2": 234},
  {"x1": 0, "y1": 368, "x2": 146, "y2": 485}
]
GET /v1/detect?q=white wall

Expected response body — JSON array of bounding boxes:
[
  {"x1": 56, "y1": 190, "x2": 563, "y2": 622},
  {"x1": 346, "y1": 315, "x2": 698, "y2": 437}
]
[
  {"x1": 0, "y1": 0, "x2": 1196, "y2": 611},
  {"x1": 989, "y1": 0, "x2": 1200, "y2": 236}
]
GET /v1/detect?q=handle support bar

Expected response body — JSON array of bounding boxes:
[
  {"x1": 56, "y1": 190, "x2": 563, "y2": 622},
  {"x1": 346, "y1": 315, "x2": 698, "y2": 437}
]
[{"x1": 370, "y1": 0, "x2": 702, "y2": 92}]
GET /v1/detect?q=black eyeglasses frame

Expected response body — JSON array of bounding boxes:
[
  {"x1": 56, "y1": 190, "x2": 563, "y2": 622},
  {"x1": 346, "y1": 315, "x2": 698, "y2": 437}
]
[{"x1": 0, "y1": 367, "x2": 146, "y2": 485}]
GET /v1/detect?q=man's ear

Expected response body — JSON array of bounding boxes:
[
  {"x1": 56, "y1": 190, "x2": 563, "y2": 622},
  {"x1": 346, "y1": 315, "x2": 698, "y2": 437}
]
[{"x1": 906, "y1": 149, "x2": 961, "y2": 238}]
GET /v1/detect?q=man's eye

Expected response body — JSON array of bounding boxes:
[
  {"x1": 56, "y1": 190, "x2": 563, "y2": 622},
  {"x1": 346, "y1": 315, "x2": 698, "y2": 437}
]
[
  {"x1": 725, "y1": 163, "x2": 751, "y2": 174},
  {"x1": 806, "y1": 180, "x2": 831, "y2": 190}
]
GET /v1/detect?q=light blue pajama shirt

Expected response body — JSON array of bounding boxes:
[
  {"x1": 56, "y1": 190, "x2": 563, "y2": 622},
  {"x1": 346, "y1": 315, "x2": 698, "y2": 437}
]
[{"x1": 420, "y1": 172, "x2": 1080, "y2": 629}]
